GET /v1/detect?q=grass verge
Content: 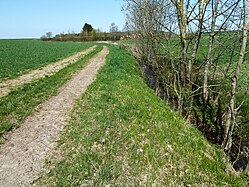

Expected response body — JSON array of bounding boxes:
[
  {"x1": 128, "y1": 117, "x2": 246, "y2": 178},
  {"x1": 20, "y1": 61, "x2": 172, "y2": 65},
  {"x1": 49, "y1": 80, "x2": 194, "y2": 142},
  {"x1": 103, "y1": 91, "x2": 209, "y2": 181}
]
[
  {"x1": 40, "y1": 45, "x2": 248, "y2": 186},
  {"x1": 0, "y1": 45, "x2": 103, "y2": 141}
]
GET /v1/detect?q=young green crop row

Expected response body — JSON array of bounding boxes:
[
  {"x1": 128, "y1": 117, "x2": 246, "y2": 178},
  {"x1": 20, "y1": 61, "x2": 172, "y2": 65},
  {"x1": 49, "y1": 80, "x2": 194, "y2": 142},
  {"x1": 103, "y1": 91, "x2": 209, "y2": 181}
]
[{"x1": 0, "y1": 39, "x2": 94, "y2": 80}]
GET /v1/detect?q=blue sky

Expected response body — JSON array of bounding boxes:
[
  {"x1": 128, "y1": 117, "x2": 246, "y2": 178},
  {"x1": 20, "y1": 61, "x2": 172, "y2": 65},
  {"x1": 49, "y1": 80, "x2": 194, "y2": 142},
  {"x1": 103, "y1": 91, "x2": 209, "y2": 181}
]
[{"x1": 0, "y1": 0, "x2": 125, "y2": 39}]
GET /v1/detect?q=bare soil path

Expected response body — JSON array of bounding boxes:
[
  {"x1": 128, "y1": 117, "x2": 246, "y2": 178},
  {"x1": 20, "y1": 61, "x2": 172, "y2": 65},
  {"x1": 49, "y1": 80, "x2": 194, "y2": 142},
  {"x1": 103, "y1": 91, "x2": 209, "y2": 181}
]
[
  {"x1": 0, "y1": 45, "x2": 97, "y2": 98},
  {"x1": 0, "y1": 46, "x2": 109, "y2": 187}
]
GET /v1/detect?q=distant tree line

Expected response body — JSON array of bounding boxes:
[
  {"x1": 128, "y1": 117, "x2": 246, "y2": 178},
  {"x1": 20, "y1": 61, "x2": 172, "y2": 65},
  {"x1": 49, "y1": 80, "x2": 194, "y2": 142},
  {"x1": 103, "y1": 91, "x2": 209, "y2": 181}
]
[{"x1": 41, "y1": 22, "x2": 126, "y2": 42}]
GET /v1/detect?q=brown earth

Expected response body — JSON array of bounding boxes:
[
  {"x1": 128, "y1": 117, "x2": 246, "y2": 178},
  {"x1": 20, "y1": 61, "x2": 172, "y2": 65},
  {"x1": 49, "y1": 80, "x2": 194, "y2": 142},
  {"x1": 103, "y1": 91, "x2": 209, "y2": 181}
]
[
  {"x1": 0, "y1": 45, "x2": 97, "y2": 98},
  {"x1": 0, "y1": 46, "x2": 109, "y2": 186}
]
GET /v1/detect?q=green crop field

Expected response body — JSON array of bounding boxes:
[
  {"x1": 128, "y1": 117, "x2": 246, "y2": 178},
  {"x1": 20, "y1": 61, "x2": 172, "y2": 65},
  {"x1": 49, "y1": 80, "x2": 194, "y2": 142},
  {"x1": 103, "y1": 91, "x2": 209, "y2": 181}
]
[
  {"x1": 0, "y1": 42, "x2": 102, "y2": 139},
  {"x1": 0, "y1": 39, "x2": 94, "y2": 80}
]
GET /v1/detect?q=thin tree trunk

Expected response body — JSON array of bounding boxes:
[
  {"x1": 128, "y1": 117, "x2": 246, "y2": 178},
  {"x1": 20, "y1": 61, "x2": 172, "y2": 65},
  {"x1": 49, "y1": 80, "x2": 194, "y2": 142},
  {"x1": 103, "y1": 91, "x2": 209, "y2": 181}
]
[
  {"x1": 188, "y1": 0, "x2": 209, "y2": 82},
  {"x1": 223, "y1": 0, "x2": 248, "y2": 152},
  {"x1": 203, "y1": 0, "x2": 219, "y2": 101},
  {"x1": 177, "y1": 0, "x2": 188, "y2": 86}
]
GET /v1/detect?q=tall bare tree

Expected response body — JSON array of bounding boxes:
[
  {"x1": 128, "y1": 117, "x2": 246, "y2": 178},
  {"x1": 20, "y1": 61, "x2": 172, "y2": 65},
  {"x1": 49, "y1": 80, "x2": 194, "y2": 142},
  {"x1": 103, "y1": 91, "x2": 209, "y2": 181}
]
[
  {"x1": 223, "y1": 0, "x2": 248, "y2": 152},
  {"x1": 203, "y1": 0, "x2": 219, "y2": 101}
]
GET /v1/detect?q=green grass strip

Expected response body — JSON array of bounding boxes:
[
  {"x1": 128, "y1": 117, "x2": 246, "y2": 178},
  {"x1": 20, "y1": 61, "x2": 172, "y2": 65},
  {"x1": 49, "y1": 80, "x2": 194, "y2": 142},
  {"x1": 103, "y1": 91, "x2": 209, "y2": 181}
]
[
  {"x1": 41, "y1": 45, "x2": 247, "y2": 186},
  {"x1": 0, "y1": 45, "x2": 103, "y2": 140}
]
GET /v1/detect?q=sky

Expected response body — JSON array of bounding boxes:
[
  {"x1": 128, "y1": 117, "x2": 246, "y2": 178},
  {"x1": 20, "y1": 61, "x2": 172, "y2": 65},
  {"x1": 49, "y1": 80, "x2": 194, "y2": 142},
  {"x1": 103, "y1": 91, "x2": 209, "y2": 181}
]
[{"x1": 0, "y1": 0, "x2": 125, "y2": 39}]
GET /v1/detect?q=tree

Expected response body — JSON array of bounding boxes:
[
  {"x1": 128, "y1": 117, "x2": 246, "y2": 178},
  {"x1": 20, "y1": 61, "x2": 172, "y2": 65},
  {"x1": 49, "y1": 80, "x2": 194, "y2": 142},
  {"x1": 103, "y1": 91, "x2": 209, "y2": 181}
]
[
  {"x1": 109, "y1": 22, "x2": 119, "y2": 40},
  {"x1": 82, "y1": 23, "x2": 93, "y2": 33},
  {"x1": 91, "y1": 29, "x2": 97, "y2": 41},
  {"x1": 203, "y1": 0, "x2": 218, "y2": 102},
  {"x1": 109, "y1": 22, "x2": 119, "y2": 33},
  {"x1": 223, "y1": 0, "x2": 248, "y2": 153},
  {"x1": 46, "y1": 32, "x2": 53, "y2": 39},
  {"x1": 40, "y1": 32, "x2": 52, "y2": 41}
]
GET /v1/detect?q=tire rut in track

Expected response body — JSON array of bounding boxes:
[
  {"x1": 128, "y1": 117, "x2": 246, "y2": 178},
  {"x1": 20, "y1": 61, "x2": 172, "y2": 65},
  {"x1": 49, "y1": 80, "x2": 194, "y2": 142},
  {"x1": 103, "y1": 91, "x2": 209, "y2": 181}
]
[
  {"x1": 0, "y1": 46, "x2": 109, "y2": 187},
  {"x1": 0, "y1": 45, "x2": 97, "y2": 98}
]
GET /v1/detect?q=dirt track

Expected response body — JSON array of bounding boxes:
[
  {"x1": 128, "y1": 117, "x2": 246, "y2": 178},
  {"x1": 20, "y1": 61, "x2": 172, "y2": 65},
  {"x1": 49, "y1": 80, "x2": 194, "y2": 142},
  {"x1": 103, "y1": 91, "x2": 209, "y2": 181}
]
[
  {"x1": 0, "y1": 45, "x2": 97, "y2": 98},
  {"x1": 0, "y1": 46, "x2": 109, "y2": 186}
]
